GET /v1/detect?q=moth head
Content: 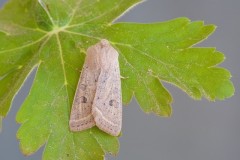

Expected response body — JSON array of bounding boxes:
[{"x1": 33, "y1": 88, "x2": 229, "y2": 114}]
[{"x1": 99, "y1": 39, "x2": 109, "y2": 47}]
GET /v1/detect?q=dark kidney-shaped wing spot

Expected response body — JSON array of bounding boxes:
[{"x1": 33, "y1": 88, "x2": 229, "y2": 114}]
[
  {"x1": 79, "y1": 84, "x2": 87, "y2": 91},
  {"x1": 109, "y1": 99, "x2": 116, "y2": 106},
  {"x1": 80, "y1": 96, "x2": 87, "y2": 103}
]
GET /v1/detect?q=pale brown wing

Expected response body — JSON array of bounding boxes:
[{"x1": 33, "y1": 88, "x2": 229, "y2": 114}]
[
  {"x1": 92, "y1": 50, "x2": 122, "y2": 136},
  {"x1": 69, "y1": 61, "x2": 97, "y2": 131}
]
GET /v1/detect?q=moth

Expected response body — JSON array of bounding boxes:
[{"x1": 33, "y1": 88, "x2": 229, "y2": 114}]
[{"x1": 69, "y1": 39, "x2": 122, "y2": 136}]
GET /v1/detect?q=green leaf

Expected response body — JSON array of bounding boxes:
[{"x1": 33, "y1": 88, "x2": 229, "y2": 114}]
[{"x1": 0, "y1": 0, "x2": 234, "y2": 159}]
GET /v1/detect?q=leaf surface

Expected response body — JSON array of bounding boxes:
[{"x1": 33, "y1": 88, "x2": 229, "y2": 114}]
[{"x1": 0, "y1": 0, "x2": 234, "y2": 159}]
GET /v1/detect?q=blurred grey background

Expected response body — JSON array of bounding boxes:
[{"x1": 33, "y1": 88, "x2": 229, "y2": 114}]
[{"x1": 0, "y1": 0, "x2": 239, "y2": 160}]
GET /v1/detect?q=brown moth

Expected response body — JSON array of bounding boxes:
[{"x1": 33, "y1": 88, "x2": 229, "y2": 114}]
[{"x1": 69, "y1": 39, "x2": 122, "y2": 136}]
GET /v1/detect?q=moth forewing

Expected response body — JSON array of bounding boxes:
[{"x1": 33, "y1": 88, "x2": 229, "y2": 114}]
[
  {"x1": 91, "y1": 40, "x2": 122, "y2": 136},
  {"x1": 69, "y1": 39, "x2": 122, "y2": 136},
  {"x1": 69, "y1": 56, "x2": 96, "y2": 131}
]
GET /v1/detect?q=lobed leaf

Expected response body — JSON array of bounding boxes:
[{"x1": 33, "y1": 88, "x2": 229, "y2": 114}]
[{"x1": 0, "y1": 0, "x2": 234, "y2": 159}]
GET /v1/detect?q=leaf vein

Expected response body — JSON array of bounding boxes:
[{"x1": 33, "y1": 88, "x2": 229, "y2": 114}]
[
  {"x1": 66, "y1": 0, "x2": 124, "y2": 29},
  {"x1": 0, "y1": 34, "x2": 48, "y2": 54}
]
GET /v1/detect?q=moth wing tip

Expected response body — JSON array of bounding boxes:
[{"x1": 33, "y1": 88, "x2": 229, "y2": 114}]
[
  {"x1": 92, "y1": 108, "x2": 122, "y2": 137},
  {"x1": 69, "y1": 120, "x2": 77, "y2": 131}
]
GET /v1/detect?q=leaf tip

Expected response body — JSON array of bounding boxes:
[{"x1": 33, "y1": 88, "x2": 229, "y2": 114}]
[
  {"x1": 158, "y1": 105, "x2": 172, "y2": 117},
  {"x1": 217, "y1": 80, "x2": 235, "y2": 100}
]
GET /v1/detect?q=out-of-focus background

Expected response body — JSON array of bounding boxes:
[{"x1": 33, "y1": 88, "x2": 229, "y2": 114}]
[{"x1": 0, "y1": 0, "x2": 239, "y2": 160}]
